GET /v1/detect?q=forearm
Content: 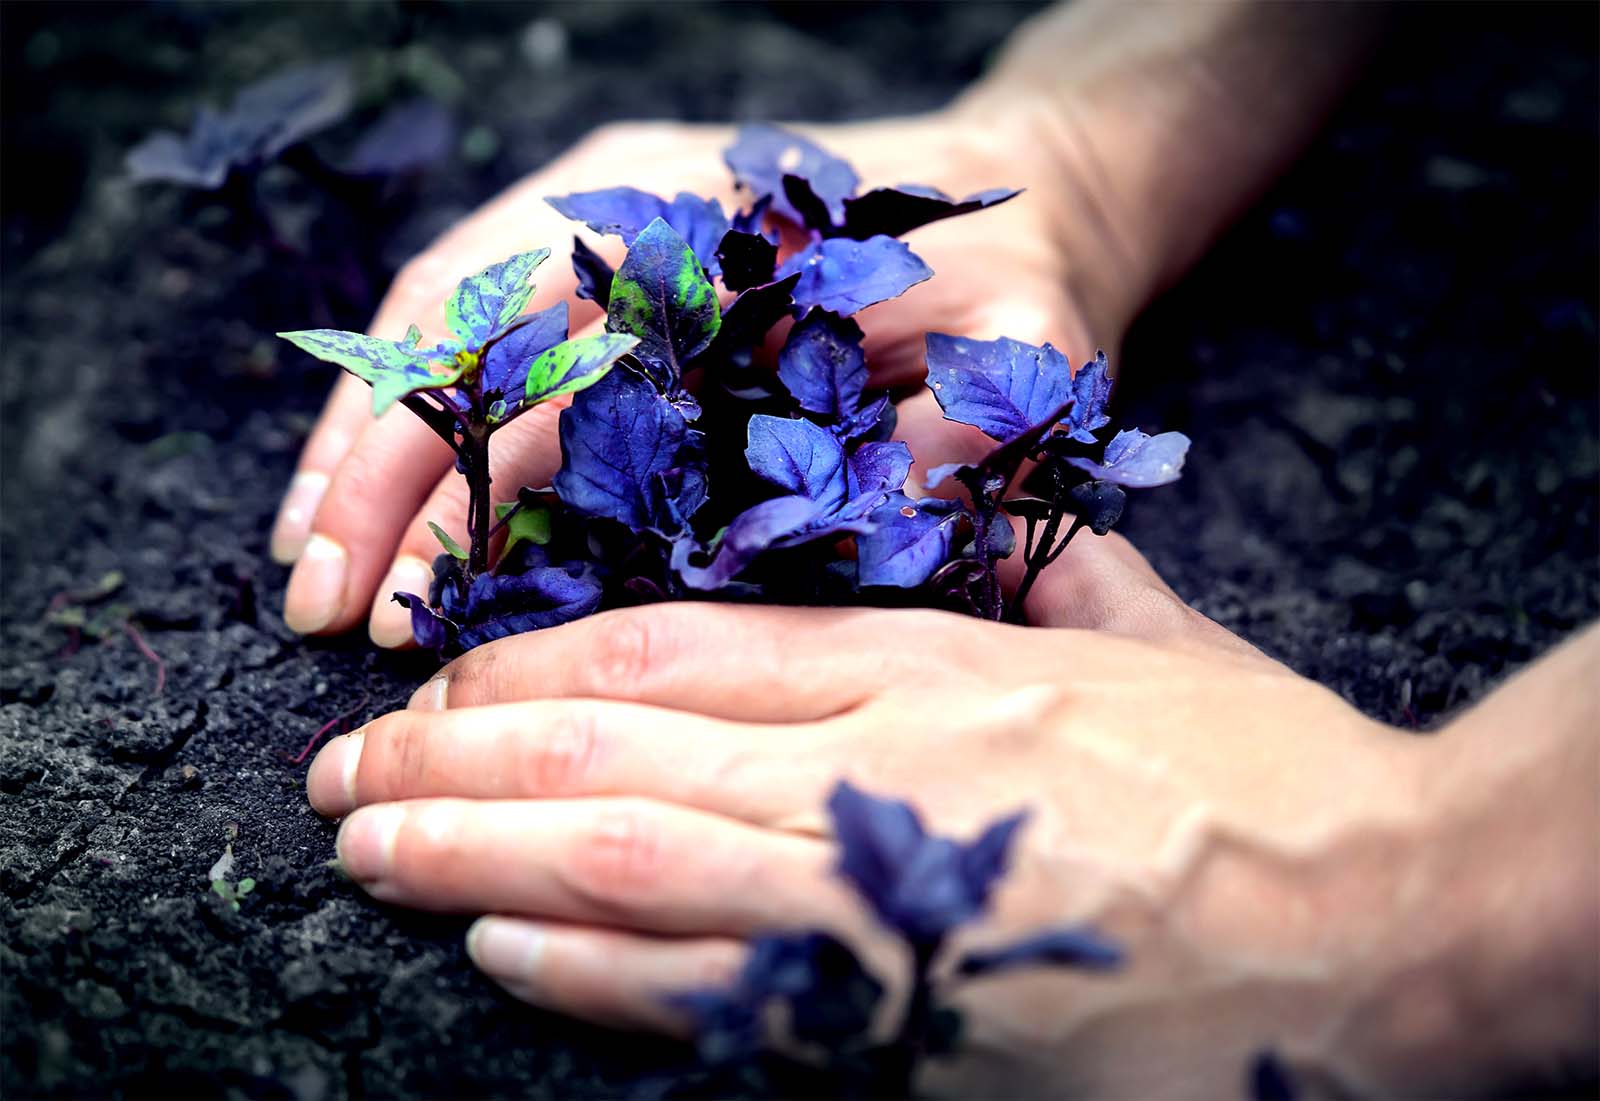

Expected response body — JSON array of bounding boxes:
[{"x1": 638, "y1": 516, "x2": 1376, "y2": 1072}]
[
  {"x1": 1352, "y1": 625, "x2": 1599, "y2": 1094},
  {"x1": 954, "y1": 0, "x2": 1385, "y2": 335}
]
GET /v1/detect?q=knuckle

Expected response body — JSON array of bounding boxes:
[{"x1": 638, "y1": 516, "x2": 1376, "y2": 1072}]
[
  {"x1": 691, "y1": 944, "x2": 744, "y2": 991},
  {"x1": 563, "y1": 801, "x2": 665, "y2": 911},
  {"x1": 587, "y1": 609, "x2": 679, "y2": 696},
  {"x1": 358, "y1": 713, "x2": 428, "y2": 798},
  {"x1": 522, "y1": 707, "x2": 605, "y2": 795}
]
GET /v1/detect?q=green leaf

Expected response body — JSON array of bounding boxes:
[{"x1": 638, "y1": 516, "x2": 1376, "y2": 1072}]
[
  {"x1": 445, "y1": 248, "x2": 550, "y2": 345},
  {"x1": 605, "y1": 218, "x2": 719, "y2": 385},
  {"x1": 519, "y1": 333, "x2": 639, "y2": 406},
  {"x1": 236, "y1": 878, "x2": 256, "y2": 896},
  {"x1": 428, "y1": 521, "x2": 468, "y2": 560},
  {"x1": 278, "y1": 328, "x2": 462, "y2": 416},
  {"x1": 210, "y1": 880, "x2": 231, "y2": 901},
  {"x1": 495, "y1": 501, "x2": 552, "y2": 557}
]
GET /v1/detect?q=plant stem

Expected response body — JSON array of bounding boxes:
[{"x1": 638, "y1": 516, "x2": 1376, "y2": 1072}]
[
  {"x1": 1009, "y1": 511, "x2": 1088, "y2": 623},
  {"x1": 884, "y1": 938, "x2": 942, "y2": 1098},
  {"x1": 464, "y1": 424, "x2": 492, "y2": 579}
]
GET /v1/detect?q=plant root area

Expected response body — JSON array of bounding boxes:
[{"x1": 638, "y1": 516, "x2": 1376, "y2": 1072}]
[{"x1": 2, "y1": 4, "x2": 1594, "y2": 1098}]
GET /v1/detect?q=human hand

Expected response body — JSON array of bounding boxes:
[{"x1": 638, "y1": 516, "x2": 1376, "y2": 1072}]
[
  {"x1": 303, "y1": 533, "x2": 1496, "y2": 1098},
  {"x1": 270, "y1": 107, "x2": 1128, "y2": 647}
]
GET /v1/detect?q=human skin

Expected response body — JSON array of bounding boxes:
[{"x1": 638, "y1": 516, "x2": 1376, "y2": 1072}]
[{"x1": 282, "y1": 0, "x2": 1597, "y2": 1093}]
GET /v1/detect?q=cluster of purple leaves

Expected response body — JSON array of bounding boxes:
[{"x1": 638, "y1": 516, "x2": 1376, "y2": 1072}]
[
  {"x1": 127, "y1": 61, "x2": 455, "y2": 189},
  {"x1": 670, "y1": 781, "x2": 1122, "y2": 1093},
  {"x1": 277, "y1": 125, "x2": 1189, "y2": 653}
]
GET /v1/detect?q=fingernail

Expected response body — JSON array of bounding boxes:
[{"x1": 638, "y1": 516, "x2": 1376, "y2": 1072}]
[
  {"x1": 336, "y1": 803, "x2": 404, "y2": 883},
  {"x1": 284, "y1": 534, "x2": 348, "y2": 634},
  {"x1": 369, "y1": 556, "x2": 434, "y2": 648},
  {"x1": 270, "y1": 472, "x2": 330, "y2": 565},
  {"x1": 466, "y1": 917, "x2": 545, "y2": 983},
  {"x1": 306, "y1": 730, "x2": 364, "y2": 817},
  {"x1": 408, "y1": 675, "x2": 448, "y2": 711}
]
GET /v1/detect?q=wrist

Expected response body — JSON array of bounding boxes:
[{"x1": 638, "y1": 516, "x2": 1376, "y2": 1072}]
[
  {"x1": 1329, "y1": 638, "x2": 1599, "y2": 1095},
  {"x1": 949, "y1": 0, "x2": 1383, "y2": 343}
]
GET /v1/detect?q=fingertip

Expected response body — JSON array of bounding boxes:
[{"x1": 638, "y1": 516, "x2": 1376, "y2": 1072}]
[
  {"x1": 284, "y1": 534, "x2": 350, "y2": 634},
  {"x1": 307, "y1": 729, "x2": 364, "y2": 817},
  {"x1": 408, "y1": 675, "x2": 449, "y2": 711},
  {"x1": 369, "y1": 555, "x2": 433, "y2": 649},
  {"x1": 270, "y1": 471, "x2": 330, "y2": 565},
  {"x1": 466, "y1": 916, "x2": 546, "y2": 985}
]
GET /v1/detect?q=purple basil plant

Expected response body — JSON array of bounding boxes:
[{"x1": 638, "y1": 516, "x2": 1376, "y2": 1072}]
[
  {"x1": 669, "y1": 781, "x2": 1123, "y2": 1095},
  {"x1": 278, "y1": 125, "x2": 1191, "y2": 654}
]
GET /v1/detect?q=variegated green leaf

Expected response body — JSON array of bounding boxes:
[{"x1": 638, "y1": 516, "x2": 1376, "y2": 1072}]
[
  {"x1": 605, "y1": 218, "x2": 719, "y2": 387},
  {"x1": 277, "y1": 328, "x2": 461, "y2": 416},
  {"x1": 445, "y1": 248, "x2": 550, "y2": 345},
  {"x1": 519, "y1": 333, "x2": 639, "y2": 407}
]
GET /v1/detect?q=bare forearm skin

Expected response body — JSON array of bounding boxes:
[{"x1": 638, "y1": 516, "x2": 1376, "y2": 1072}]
[
  {"x1": 1400, "y1": 624, "x2": 1600, "y2": 1094},
  {"x1": 954, "y1": 0, "x2": 1386, "y2": 345}
]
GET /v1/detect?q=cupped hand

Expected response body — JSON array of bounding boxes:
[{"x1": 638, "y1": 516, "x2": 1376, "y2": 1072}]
[
  {"x1": 304, "y1": 536, "x2": 1437, "y2": 1097},
  {"x1": 272, "y1": 109, "x2": 1123, "y2": 646}
]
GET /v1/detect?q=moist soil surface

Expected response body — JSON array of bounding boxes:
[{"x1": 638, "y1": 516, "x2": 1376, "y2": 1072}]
[{"x1": 2, "y1": 4, "x2": 1595, "y2": 1098}]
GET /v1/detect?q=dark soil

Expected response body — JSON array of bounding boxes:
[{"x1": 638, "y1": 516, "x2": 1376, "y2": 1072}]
[{"x1": 2, "y1": 3, "x2": 1595, "y2": 1099}]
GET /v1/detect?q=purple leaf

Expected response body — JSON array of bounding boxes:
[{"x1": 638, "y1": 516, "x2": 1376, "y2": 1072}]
[
  {"x1": 678, "y1": 420, "x2": 904, "y2": 591},
  {"x1": 847, "y1": 440, "x2": 913, "y2": 500},
  {"x1": 231, "y1": 61, "x2": 354, "y2": 159},
  {"x1": 554, "y1": 366, "x2": 699, "y2": 530},
  {"x1": 781, "y1": 174, "x2": 836, "y2": 235},
  {"x1": 724, "y1": 124, "x2": 859, "y2": 228},
  {"x1": 729, "y1": 194, "x2": 773, "y2": 237},
  {"x1": 839, "y1": 392, "x2": 895, "y2": 443},
  {"x1": 827, "y1": 780, "x2": 1028, "y2": 944},
  {"x1": 702, "y1": 272, "x2": 801, "y2": 364},
  {"x1": 1065, "y1": 349, "x2": 1114, "y2": 443},
  {"x1": 605, "y1": 218, "x2": 721, "y2": 386},
  {"x1": 128, "y1": 62, "x2": 354, "y2": 189},
  {"x1": 547, "y1": 188, "x2": 728, "y2": 275},
  {"x1": 857, "y1": 496, "x2": 964, "y2": 588},
  {"x1": 1066, "y1": 480, "x2": 1126, "y2": 535},
  {"x1": 674, "y1": 494, "x2": 827, "y2": 590},
  {"x1": 780, "y1": 236, "x2": 933, "y2": 317},
  {"x1": 925, "y1": 333, "x2": 1077, "y2": 442},
  {"x1": 125, "y1": 124, "x2": 231, "y2": 189},
  {"x1": 481, "y1": 302, "x2": 568, "y2": 402},
  {"x1": 455, "y1": 564, "x2": 602, "y2": 650},
  {"x1": 391, "y1": 591, "x2": 451, "y2": 650},
  {"x1": 745, "y1": 415, "x2": 849, "y2": 503},
  {"x1": 341, "y1": 98, "x2": 455, "y2": 176},
  {"x1": 570, "y1": 236, "x2": 613, "y2": 309},
  {"x1": 1064, "y1": 428, "x2": 1191, "y2": 488},
  {"x1": 777, "y1": 310, "x2": 866, "y2": 419},
  {"x1": 839, "y1": 185, "x2": 1021, "y2": 240},
  {"x1": 960, "y1": 811, "x2": 1028, "y2": 897},
  {"x1": 648, "y1": 466, "x2": 708, "y2": 535},
  {"x1": 715, "y1": 229, "x2": 777, "y2": 292},
  {"x1": 954, "y1": 925, "x2": 1124, "y2": 977},
  {"x1": 669, "y1": 932, "x2": 881, "y2": 1065}
]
